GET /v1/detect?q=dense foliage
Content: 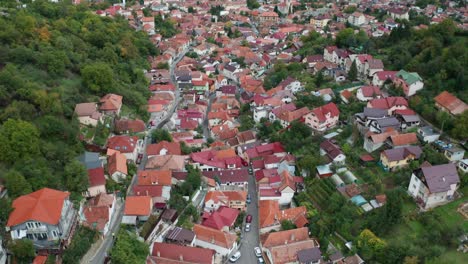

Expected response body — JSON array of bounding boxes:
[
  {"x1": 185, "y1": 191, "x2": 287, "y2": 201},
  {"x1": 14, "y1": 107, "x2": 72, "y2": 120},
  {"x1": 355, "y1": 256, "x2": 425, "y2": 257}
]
[
  {"x1": 62, "y1": 226, "x2": 98, "y2": 264},
  {"x1": 110, "y1": 227, "x2": 149, "y2": 264},
  {"x1": 0, "y1": 1, "x2": 156, "y2": 203}
]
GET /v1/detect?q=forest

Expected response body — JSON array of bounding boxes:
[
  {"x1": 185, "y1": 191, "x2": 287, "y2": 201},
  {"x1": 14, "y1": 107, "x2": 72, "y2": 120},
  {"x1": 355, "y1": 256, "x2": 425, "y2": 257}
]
[{"x1": 0, "y1": 0, "x2": 156, "y2": 209}]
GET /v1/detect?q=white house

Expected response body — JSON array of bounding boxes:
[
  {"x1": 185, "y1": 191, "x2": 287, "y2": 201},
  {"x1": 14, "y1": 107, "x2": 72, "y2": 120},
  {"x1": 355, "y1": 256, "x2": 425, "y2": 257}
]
[
  {"x1": 74, "y1": 103, "x2": 102, "y2": 127},
  {"x1": 193, "y1": 224, "x2": 237, "y2": 256},
  {"x1": 320, "y1": 140, "x2": 346, "y2": 165},
  {"x1": 458, "y1": 159, "x2": 468, "y2": 173},
  {"x1": 444, "y1": 147, "x2": 465, "y2": 162},
  {"x1": 417, "y1": 126, "x2": 440, "y2": 143},
  {"x1": 394, "y1": 70, "x2": 424, "y2": 97},
  {"x1": 253, "y1": 106, "x2": 271, "y2": 123},
  {"x1": 348, "y1": 12, "x2": 366, "y2": 26},
  {"x1": 408, "y1": 164, "x2": 460, "y2": 210}
]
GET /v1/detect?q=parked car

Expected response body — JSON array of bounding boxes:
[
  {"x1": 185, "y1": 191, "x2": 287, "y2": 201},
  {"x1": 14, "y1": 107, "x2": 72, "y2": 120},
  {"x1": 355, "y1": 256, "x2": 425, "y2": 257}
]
[
  {"x1": 254, "y1": 247, "x2": 262, "y2": 257},
  {"x1": 136, "y1": 153, "x2": 143, "y2": 164},
  {"x1": 245, "y1": 223, "x2": 251, "y2": 232},
  {"x1": 229, "y1": 251, "x2": 241, "y2": 263},
  {"x1": 246, "y1": 214, "x2": 252, "y2": 223},
  {"x1": 246, "y1": 194, "x2": 251, "y2": 204},
  {"x1": 258, "y1": 257, "x2": 265, "y2": 263}
]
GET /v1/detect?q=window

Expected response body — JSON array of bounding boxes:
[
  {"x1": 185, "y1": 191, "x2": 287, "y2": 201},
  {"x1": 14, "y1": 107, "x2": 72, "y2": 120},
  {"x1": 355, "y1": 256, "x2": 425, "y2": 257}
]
[{"x1": 412, "y1": 184, "x2": 417, "y2": 189}]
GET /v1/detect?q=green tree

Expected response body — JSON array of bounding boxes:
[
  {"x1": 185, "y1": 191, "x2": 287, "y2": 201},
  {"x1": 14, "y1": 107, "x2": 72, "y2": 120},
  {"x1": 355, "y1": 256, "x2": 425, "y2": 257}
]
[
  {"x1": 111, "y1": 228, "x2": 149, "y2": 264},
  {"x1": 81, "y1": 63, "x2": 114, "y2": 93},
  {"x1": 4, "y1": 170, "x2": 32, "y2": 198},
  {"x1": 151, "y1": 129, "x2": 173, "y2": 143},
  {"x1": 63, "y1": 160, "x2": 89, "y2": 193},
  {"x1": 348, "y1": 60, "x2": 358, "y2": 81},
  {"x1": 156, "y1": 62, "x2": 169, "y2": 70},
  {"x1": 0, "y1": 198, "x2": 12, "y2": 227},
  {"x1": 9, "y1": 239, "x2": 35, "y2": 264},
  {"x1": 451, "y1": 110, "x2": 468, "y2": 140},
  {"x1": 247, "y1": 0, "x2": 260, "y2": 9},
  {"x1": 0, "y1": 119, "x2": 40, "y2": 164},
  {"x1": 356, "y1": 229, "x2": 387, "y2": 260},
  {"x1": 188, "y1": 6, "x2": 195, "y2": 13},
  {"x1": 281, "y1": 220, "x2": 297, "y2": 230}
]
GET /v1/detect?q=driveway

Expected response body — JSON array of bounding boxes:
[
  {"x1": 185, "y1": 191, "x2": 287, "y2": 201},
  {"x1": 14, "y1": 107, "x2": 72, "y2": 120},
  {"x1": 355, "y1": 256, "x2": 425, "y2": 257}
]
[{"x1": 237, "y1": 169, "x2": 260, "y2": 264}]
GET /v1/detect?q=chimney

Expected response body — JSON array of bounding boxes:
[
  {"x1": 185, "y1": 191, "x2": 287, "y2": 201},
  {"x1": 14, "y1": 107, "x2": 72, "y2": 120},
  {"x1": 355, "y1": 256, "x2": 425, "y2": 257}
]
[
  {"x1": 442, "y1": 177, "x2": 446, "y2": 182},
  {"x1": 157, "y1": 251, "x2": 160, "y2": 257},
  {"x1": 179, "y1": 254, "x2": 184, "y2": 261},
  {"x1": 291, "y1": 233, "x2": 295, "y2": 241}
]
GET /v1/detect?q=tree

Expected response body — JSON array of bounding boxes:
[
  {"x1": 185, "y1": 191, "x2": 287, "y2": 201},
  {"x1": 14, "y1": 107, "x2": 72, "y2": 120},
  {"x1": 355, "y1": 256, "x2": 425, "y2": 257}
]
[
  {"x1": 81, "y1": 63, "x2": 114, "y2": 93},
  {"x1": 246, "y1": 0, "x2": 260, "y2": 10},
  {"x1": 156, "y1": 62, "x2": 169, "y2": 70},
  {"x1": 348, "y1": 60, "x2": 358, "y2": 81},
  {"x1": 9, "y1": 239, "x2": 35, "y2": 264},
  {"x1": 0, "y1": 119, "x2": 40, "y2": 164},
  {"x1": 281, "y1": 220, "x2": 297, "y2": 230},
  {"x1": 151, "y1": 129, "x2": 173, "y2": 143},
  {"x1": 4, "y1": 170, "x2": 32, "y2": 198},
  {"x1": 111, "y1": 228, "x2": 149, "y2": 264},
  {"x1": 188, "y1": 6, "x2": 195, "y2": 13},
  {"x1": 0, "y1": 198, "x2": 12, "y2": 227},
  {"x1": 451, "y1": 111, "x2": 468, "y2": 140},
  {"x1": 356, "y1": 229, "x2": 387, "y2": 260},
  {"x1": 63, "y1": 160, "x2": 89, "y2": 193}
]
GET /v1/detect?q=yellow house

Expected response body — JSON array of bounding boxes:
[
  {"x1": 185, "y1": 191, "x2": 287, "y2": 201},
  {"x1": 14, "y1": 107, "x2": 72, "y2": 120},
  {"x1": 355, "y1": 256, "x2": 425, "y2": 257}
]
[{"x1": 380, "y1": 146, "x2": 422, "y2": 171}]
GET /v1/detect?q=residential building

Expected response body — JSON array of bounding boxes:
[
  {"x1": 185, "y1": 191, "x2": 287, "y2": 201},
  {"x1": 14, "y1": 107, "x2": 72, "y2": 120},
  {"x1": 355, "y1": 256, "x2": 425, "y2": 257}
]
[
  {"x1": 80, "y1": 193, "x2": 116, "y2": 236},
  {"x1": 297, "y1": 247, "x2": 323, "y2": 264},
  {"x1": 107, "y1": 135, "x2": 142, "y2": 162},
  {"x1": 356, "y1": 86, "x2": 382, "y2": 102},
  {"x1": 367, "y1": 97, "x2": 408, "y2": 115},
  {"x1": 417, "y1": 126, "x2": 440, "y2": 143},
  {"x1": 78, "y1": 151, "x2": 103, "y2": 170},
  {"x1": 388, "y1": 8, "x2": 409, "y2": 20},
  {"x1": 262, "y1": 227, "x2": 320, "y2": 264},
  {"x1": 202, "y1": 206, "x2": 239, "y2": 232},
  {"x1": 305, "y1": 102, "x2": 340, "y2": 132},
  {"x1": 108, "y1": 151, "x2": 127, "y2": 182},
  {"x1": 372, "y1": 70, "x2": 397, "y2": 87},
  {"x1": 380, "y1": 146, "x2": 422, "y2": 171},
  {"x1": 122, "y1": 196, "x2": 153, "y2": 225},
  {"x1": 348, "y1": 12, "x2": 366, "y2": 26},
  {"x1": 204, "y1": 190, "x2": 247, "y2": 212},
  {"x1": 368, "y1": 117, "x2": 401, "y2": 134},
  {"x1": 393, "y1": 70, "x2": 424, "y2": 97},
  {"x1": 146, "y1": 141, "x2": 181, "y2": 157},
  {"x1": 202, "y1": 169, "x2": 249, "y2": 191},
  {"x1": 259, "y1": 11, "x2": 279, "y2": 23},
  {"x1": 74, "y1": 103, "x2": 102, "y2": 126},
  {"x1": 145, "y1": 155, "x2": 187, "y2": 171},
  {"x1": 85, "y1": 167, "x2": 106, "y2": 197},
  {"x1": 457, "y1": 159, "x2": 468, "y2": 173},
  {"x1": 192, "y1": 224, "x2": 237, "y2": 256},
  {"x1": 364, "y1": 129, "x2": 399, "y2": 153},
  {"x1": 6, "y1": 188, "x2": 77, "y2": 250},
  {"x1": 434, "y1": 91, "x2": 468, "y2": 116},
  {"x1": 408, "y1": 164, "x2": 460, "y2": 209},
  {"x1": 259, "y1": 200, "x2": 308, "y2": 233},
  {"x1": 114, "y1": 119, "x2": 145, "y2": 134},
  {"x1": 190, "y1": 149, "x2": 243, "y2": 171},
  {"x1": 0, "y1": 240, "x2": 6, "y2": 264},
  {"x1": 164, "y1": 227, "x2": 195, "y2": 246},
  {"x1": 444, "y1": 147, "x2": 465, "y2": 162},
  {"x1": 258, "y1": 170, "x2": 297, "y2": 206},
  {"x1": 99, "y1": 93, "x2": 123, "y2": 115},
  {"x1": 150, "y1": 242, "x2": 215, "y2": 264},
  {"x1": 320, "y1": 140, "x2": 346, "y2": 165}
]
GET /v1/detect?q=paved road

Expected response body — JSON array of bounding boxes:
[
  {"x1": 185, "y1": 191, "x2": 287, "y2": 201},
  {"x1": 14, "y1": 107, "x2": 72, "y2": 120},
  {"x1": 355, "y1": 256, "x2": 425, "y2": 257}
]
[
  {"x1": 237, "y1": 169, "x2": 260, "y2": 264},
  {"x1": 203, "y1": 93, "x2": 216, "y2": 139}
]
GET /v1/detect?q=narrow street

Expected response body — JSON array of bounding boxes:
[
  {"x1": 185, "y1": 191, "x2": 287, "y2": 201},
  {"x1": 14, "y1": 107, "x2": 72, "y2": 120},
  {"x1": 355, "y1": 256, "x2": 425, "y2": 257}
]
[{"x1": 203, "y1": 93, "x2": 216, "y2": 139}]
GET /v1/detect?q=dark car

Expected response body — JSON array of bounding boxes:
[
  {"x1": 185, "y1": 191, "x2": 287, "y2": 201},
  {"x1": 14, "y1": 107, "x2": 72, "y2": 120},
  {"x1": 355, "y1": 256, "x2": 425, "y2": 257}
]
[
  {"x1": 136, "y1": 153, "x2": 143, "y2": 164},
  {"x1": 246, "y1": 214, "x2": 252, "y2": 223},
  {"x1": 246, "y1": 194, "x2": 251, "y2": 204}
]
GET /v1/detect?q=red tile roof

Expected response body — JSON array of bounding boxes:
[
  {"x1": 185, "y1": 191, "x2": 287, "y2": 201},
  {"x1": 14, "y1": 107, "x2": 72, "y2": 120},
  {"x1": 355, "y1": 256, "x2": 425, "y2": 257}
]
[
  {"x1": 434, "y1": 91, "x2": 468, "y2": 115},
  {"x1": 99, "y1": 93, "x2": 122, "y2": 111},
  {"x1": 133, "y1": 185, "x2": 164, "y2": 198},
  {"x1": 193, "y1": 224, "x2": 237, "y2": 249},
  {"x1": 147, "y1": 141, "x2": 181, "y2": 156},
  {"x1": 390, "y1": 133, "x2": 418, "y2": 146},
  {"x1": 115, "y1": 119, "x2": 145, "y2": 133},
  {"x1": 107, "y1": 135, "x2": 138, "y2": 153},
  {"x1": 263, "y1": 227, "x2": 310, "y2": 248},
  {"x1": 310, "y1": 102, "x2": 340, "y2": 122},
  {"x1": 87, "y1": 167, "x2": 106, "y2": 187},
  {"x1": 108, "y1": 151, "x2": 127, "y2": 175},
  {"x1": 7, "y1": 188, "x2": 70, "y2": 227},
  {"x1": 124, "y1": 196, "x2": 152, "y2": 216},
  {"x1": 33, "y1": 255, "x2": 48, "y2": 264},
  {"x1": 138, "y1": 170, "x2": 172, "y2": 186},
  {"x1": 151, "y1": 242, "x2": 214, "y2": 264},
  {"x1": 202, "y1": 207, "x2": 239, "y2": 230}
]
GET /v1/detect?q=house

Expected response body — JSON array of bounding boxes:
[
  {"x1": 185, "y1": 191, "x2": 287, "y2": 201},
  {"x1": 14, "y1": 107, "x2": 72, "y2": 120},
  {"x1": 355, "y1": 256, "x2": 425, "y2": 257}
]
[
  {"x1": 368, "y1": 117, "x2": 401, "y2": 134},
  {"x1": 380, "y1": 146, "x2": 422, "y2": 171},
  {"x1": 417, "y1": 126, "x2": 440, "y2": 143},
  {"x1": 204, "y1": 190, "x2": 247, "y2": 212},
  {"x1": 108, "y1": 151, "x2": 127, "y2": 182},
  {"x1": 262, "y1": 227, "x2": 320, "y2": 264},
  {"x1": 434, "y1": 91, "x2": 468, "y2": 116},
  {"x1": 320, "y1": 140, "x2": 346, "y2": 165},
  {"x1": 202, "y1": 169, "x2": 249, "y2": 191},
  {"x1": 388, "y1": 8, "x2": 409, "y2": 20},
  {"x1": 457, "y1": 159, "x2": 468, "y2": 173},
  {"x1": 6, "y1": 188, "x2": 77, "y2": 250},
  {"x1": 364, "y1": 59, "x2": 384, "y2": 78},
  {"x1": 444, "y1": 147, "x2": 465, "y2": 162},
  {"x1": 150, "y1": 242, "x2": 215, "y2": 264},
  {"x1": 145, "y1": 155, "x2": 187, "y2": 171},
  {"x1": 164, "y1": 227, "x2": 195, "y2": 246},
  {"x1": 348, "y1": 12, "x2": 366, "y2": 26},
  {"x1": 78, "y1": 151, "x2": 102, "y2": 170},
  {"x1": 192, "y1": 224, "x2": 237, "y2": 256},
  {"x1": 305, "y1": 102, "x2": 340, "y2": 132},
  {"x1": 85, "y1": 167, "x2": 106, "y2": 197},
  {"x1": 367, "y1": 97, "x2": 408, "y2": 115},
  {"x1": 388, "y1": 133, "x2": 419, "y2": 148},
  {"x1": 80, "y1": 193, "x2": 116, "y2": 236},
  {"x1": 146, "y1": 141, "x2": 181, "y2": 157},
  {"x1": 259, "y1": 170, "x2": 298, "y2": 206},
  {"x1": 122, "y1": 196, "x2": 153, "y2": 225},
  {"x1": 356, "y1": 86, "x2": 382, "y2": 102},
  {"x1": 99, "y1": 93, "x2": 123, "y2": 115},
  {"x1": 275, "y1": 107, "x2": 310, "y2": 128},
  {"x1": 393, "y1": 70, "x2": 424, "y2": 97},
  {"x1": 259, "y1": 200, "x2": 308, "y2": 233},
  {"x1": 372, "y1": 70, "x2": 397, "y2": 87},
  {"x1": 74, "y1": 103, "x2": 102, "y2": 126},
  {"x1": 395, "y1": 110, "x2": 421, "y2": 130},
  {"x1": 408, "y1": 163, "x2": 460, "y2": 209},
  {"x1": 202, "y1": 206, "x2": 239, "y2": 232},
  {"x1": 190, "y1": 149, "x2": 243, "y2": 171},
  {"x1": 364, "y1": 129, "x2": 399, "y2": 153},
  {"x1": 259, "y1": 11, "x2": 279, "y2": 23},
  {"x1": 354, "y1": 107, "x2": 389, "y2": 130},
  {"x1": 107, "y1": 135, "x2": 142, "y2": 162},
  {"x1": 114, "y1": 119, "x2": 145, "y2": 134},
  {"x1": 297, "y1": 247, "x2": 323, "y2": 264}
]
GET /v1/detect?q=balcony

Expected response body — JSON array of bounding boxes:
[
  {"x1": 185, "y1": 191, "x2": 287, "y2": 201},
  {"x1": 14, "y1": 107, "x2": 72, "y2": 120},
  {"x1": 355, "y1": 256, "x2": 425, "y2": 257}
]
[{"x1": 27, "y1": 226, "x2": 47, "y2": 233}]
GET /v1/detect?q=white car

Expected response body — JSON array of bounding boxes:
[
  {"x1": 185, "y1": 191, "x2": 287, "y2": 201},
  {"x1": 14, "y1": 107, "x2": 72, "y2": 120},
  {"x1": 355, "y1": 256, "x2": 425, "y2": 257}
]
[
  {"x1": 229, "y1": 251, "x2": 241, "y2": 262},
  {"x1": 254, "y1": 247, "x2": 262, "y2": 257},
  {"x1": 245, "y1": 223, "x2": 251, "y2": 232}
]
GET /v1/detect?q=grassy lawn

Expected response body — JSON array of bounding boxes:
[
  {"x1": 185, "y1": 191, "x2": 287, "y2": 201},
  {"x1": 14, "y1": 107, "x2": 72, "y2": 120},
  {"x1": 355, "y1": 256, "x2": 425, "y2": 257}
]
[
  {"x1": 426, "y1": 249, "x2": 468, "y2": 264},
  {"x1": 434, "y1": 196, "x2": 468, "y2": 232}
]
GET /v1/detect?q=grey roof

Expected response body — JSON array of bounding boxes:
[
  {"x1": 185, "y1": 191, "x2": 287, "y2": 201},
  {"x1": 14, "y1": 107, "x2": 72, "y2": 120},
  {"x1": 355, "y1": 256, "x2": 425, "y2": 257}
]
[
  {"x1": 363, "y1": 107, "x2": 387, "y2": 118},
  {"x1": 329, "y1": 251, "x2": 344, "y2": 261},
  {"x1": 78, "y1": 152, "x2": 101, "y2": 169},
  {"x1": 421, "y1": 164, "x2": 460, "y2": 193},
  {"x1": 376, "y1": 117, "x2": 400, "y2": 128},
  {"x1": 401, "y1": 115, "x2": 420, "y2": 123},
  {"x1": 419, "y1": 126, "x2": 438, "y2": 136},
  {"x1": 297, "y1": 247, "x2": 322, "y2": 263},
  {"x1": 383, "y1": 146, "x2": 422, "y2": 162},
  {"x1": 165, "y1": 227, "x2": 195, "y2": 243}
]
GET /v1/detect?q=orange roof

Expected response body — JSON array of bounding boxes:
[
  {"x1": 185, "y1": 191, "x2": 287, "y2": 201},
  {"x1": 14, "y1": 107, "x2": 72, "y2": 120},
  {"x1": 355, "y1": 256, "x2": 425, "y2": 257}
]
[
  {"x1": 33, "y1": 255, "x2": 48, "y2": 264},
  {"x1": 263, "y1": 227, "x2": 310, "y2": 248},
  {"x1": 434, "y1": 91, "x2": 468, "y2": 115},
  {"x1": 215, "y1": 148, "x2": 237, "y2": 160},
  {"x1": 193, "y1": 224, "x2": 237, "y2": 249},
  {"x1": 204, "y1": 191, "x2": 247, "y2": 203},
  {"x1": 294, "y1": 214, "x2": 309, "y2": 228},
  {"x1": 259, "y1": 200, "x2": 280, "y2": 228},
  {"x1": 138, "y1": 170, "x2": 172, "y2": 186},
  {"x1": 146, "y1": 141, "x2": 181, "y2": 156},
  {"x1": 390, "y1": 133, "x2": 418, "y2": 146},
  {"x1": 100, "y1": 93, "x2": 122, "y2": 111},
  {"x1": 108, "y1": 151, "x2": 128, "y2": 175},
  {"x1": 124, "y1": 196, "x2": 152, "y2": 216},
  {"x1": 7, "y1": 188, "x2": 70, "y2": 227}
]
